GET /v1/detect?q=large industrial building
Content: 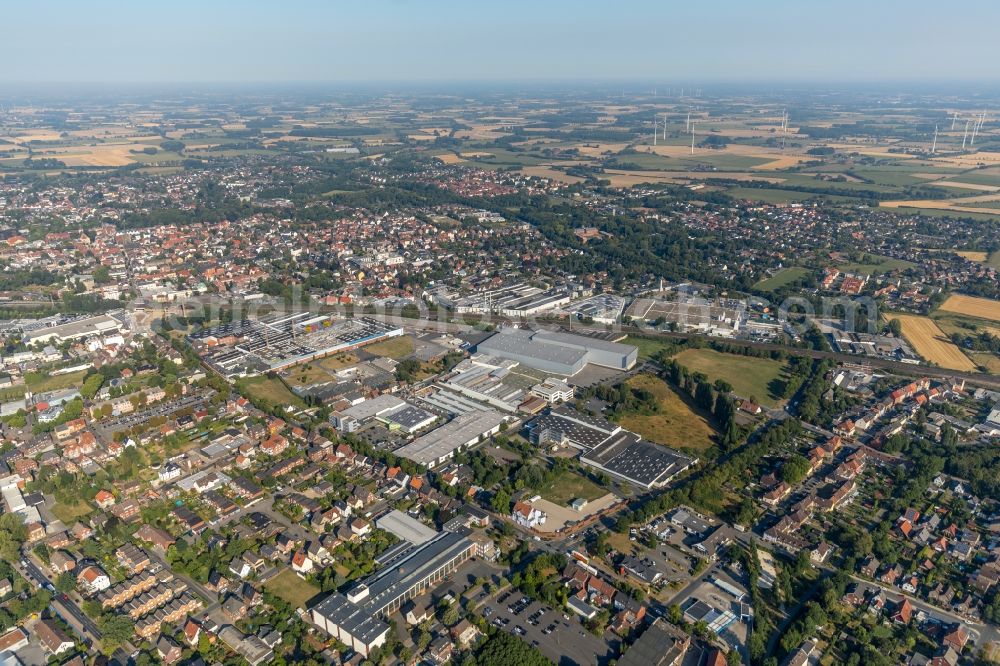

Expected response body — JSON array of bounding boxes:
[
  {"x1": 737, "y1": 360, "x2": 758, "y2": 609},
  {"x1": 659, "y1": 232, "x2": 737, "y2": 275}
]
[
  {"x1": 526, "y1": 405, "x2": 695, "y2": 490},
  {"x1": 474, "y1": 328, "x2": 637, "y2": 376},
  {"x1": 189, "y1": 314, "x2": 403, "y2": 377},
  {"x1": 25, "y1": 313, "x2": 127, "y2": 345},
  {"x1": 394, "y1": 409, "x2": 506, "y2": 468},
  {"x1": 331, "y1": 394, "x2": 437, "y2": 434},
  {"x1": 310, "y1": 528, "x2": 477, "y2": 657}
]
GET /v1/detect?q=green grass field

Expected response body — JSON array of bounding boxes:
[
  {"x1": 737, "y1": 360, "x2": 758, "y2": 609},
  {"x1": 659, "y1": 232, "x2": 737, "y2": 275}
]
[
  {"x1": 264, "y1": 568, "x2": 321, "y2": 607},
  {"x1": 362, "y1": 335, "x2": 415, "y2": 359},
  {"x1": 623, "y1": 335, "x2": 676, "y2": 361},
  {"x1": 235, "y1": 375, "x2": 307, "y2": 410},
  {"x1": 618, "y1": 374, "x2": 716, "y2": 452},
  {"x1": 988, "y1": 251, "x2": 1000, "y2": 270},
  {"x1": 537, "y1": 468, "x2": 608, "y2": 505},
  {"x1": 24, "y1": 369, "x2": 88, "y2": 394},
  {"x1": 673, "y1": 348, "x2": 788, "y2": 407},
  {"x1": 838, "y1": 253, "x2": 915, "y2": 274},
  {"x1": 51, "y1": 499, "x2": 93, "y2": 524},
  {"x1": 886, "y1": 207, "x2": 1000, "y2": 223},
  {"x1": 0, "y1": 385, "x2": 26, "y2": 402},
  {"x1": 725, "y1": 187, "x2": 858, "y2": 204},
  {"x1": 754, "y1": 267, "x2": 811, "y2": 291}
]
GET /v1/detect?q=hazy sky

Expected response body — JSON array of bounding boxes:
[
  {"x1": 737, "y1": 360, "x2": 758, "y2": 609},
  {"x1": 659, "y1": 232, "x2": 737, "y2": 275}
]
[{"x1": 4, "y1": 0, "x2": 998, "y2": 84}]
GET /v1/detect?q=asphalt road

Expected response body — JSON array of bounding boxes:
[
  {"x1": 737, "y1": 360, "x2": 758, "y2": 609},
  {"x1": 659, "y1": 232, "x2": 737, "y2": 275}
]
[{"x1": 16, "y1": 555, "x2": 102, "y2": 643}]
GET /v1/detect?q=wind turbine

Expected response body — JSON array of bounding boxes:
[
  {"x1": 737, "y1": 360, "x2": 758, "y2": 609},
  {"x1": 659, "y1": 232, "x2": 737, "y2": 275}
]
[
  {"x1": 931, "y1": 125, "x2": 938, "y2": 154},
  {"x1": 971, "y1": 111, "x2": 986, "y2": 146},
  {"x1": 690, "y1": 122, "x2": 696, "y2": 155},
  {"x1": 951, "y1": 112, "x2": 958, "y2": 130},
  {"x1": 686, "y1": 111, "x2": 691, "y2": 133},
  {"x1": 962, "y1": 119, "x2": 971, "y2": 149},
  {"x1": 652, "y1": 116, "x2": 657, "y2": 146},
  {"x1": 662, "y1": 113, "x2": 668, "y2": 140}
]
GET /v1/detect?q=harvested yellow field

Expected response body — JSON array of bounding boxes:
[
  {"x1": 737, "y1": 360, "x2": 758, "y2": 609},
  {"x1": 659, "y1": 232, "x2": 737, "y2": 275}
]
[
  {"x1": 957, "y1": 251, "x2": 989, "y2": 262},
  {"x1": 935, "y1": 181, "x2": 1000, "y2": 192},
  {"x1": 67, "y1": 126, "x2": 138, "y2": 139},
  {"x1": 434, "y1": 153, "x2": 464, "y2": 164},
  {"x1": 33, "y1": 143, "x2": 152, "y2": 167},
  {"x1": 893, "y1": 314, "x2": 977, "y2": 371},
  {"x1": 939, "y1": 294, "x2": 1000, "y2": 322},
  {"x1": 521, "y1": 166, "x2": 584, "y2": 184},
  {"x1": 927, "y1": 151, "x2": 1000, "y2": 168},
  {"x1": 881, "y1": 192, "x2": 1000, "y2": 215},
  {"x1": 417, "y1": 127, "x2": 450, "y2": 135},
  {"x1": 575, "y1": 143, "x2": 628, "y2": 157},
  {"x1": 754, "y1": 156, "x2": 809, "y2": 170},
  {"x1": 460, "y1": 151, "x2": 494, "y2": 158},
  {"x1": 8, "y1": 131, "x2": 63, "y2": 143}
]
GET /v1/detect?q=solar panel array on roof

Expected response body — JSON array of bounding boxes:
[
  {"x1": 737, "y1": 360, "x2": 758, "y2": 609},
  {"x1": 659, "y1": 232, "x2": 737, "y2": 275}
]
[{"x1": 581, "y1": 432, "x2": 694, "y2": 489}]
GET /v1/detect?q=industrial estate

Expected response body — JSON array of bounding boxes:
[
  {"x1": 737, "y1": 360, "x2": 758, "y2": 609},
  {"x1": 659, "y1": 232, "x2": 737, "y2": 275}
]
[{"x1": 2, "y1": 5, "x2": 1000, "y2": 666}]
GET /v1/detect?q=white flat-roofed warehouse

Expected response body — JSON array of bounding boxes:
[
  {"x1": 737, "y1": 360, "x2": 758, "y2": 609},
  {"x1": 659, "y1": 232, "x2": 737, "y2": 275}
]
[
  {"x1": 475, "y1": 328, "x2": 637, "y2": 376},
  {"x1": 376, "y1": 510, "x2": 438, "y2": 545},
  {"x1": 394, "y1": 409, "x2": 506, "y2": 468},
  {"x1": 25, "y1": 313, "x2": 126, "y2": 345}
]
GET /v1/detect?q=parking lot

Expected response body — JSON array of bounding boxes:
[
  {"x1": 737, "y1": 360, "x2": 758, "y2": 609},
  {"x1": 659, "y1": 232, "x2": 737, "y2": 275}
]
[{"x1": 480, "y1": 588, "x2": 620, "y2": 666}]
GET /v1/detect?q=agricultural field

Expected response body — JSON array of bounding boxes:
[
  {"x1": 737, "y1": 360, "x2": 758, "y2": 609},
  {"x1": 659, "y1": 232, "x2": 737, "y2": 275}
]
[
  {"x1": 617, "y1": 374, "x2": 716, "y2": 451},
  {"x1": 889, "y1": 313, "x2": 977, "y2": 372},
  {"x1": 264, "y1": 569, "x2": 320, "y2": 607},
  {"x1": 956, "y1": 250, "x2": 989, "y2": 262},
  {"x1": 672, "y1": 348, "x2": 789, "y2": 407},
  {"x1": 938, "y1": 294, "x2": 1000, "y2": 323},
  {"x1": 754, "y1": 267, "x2": 811, "y2": 291}
]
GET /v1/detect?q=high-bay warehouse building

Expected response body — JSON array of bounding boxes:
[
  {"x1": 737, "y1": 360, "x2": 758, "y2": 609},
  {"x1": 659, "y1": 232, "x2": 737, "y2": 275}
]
[
  {"x1": 311, "y1": 517, "x2": 480, "y2": 657},
  {"x1": 474, "y1": 328, "x2": 637, "y2": 376}
]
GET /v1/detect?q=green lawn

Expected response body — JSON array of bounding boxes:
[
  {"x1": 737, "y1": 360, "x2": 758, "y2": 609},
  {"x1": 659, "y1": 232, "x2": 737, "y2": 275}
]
[
  {"x1": 538, "y1": 469, "x2": 607, "y2": 506},
  {"x1": 754, "y1": 267, "x2": 811, "y2": 291},
  {"x1": 51, "y1": 499, "x2": 93, "y2": 524},
  {"x1": 673, "y1": 348, "x2": 788, "y2": 407},
  {"x1": 264, "y1": 569, "x2": 321, "y2": 607}
]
